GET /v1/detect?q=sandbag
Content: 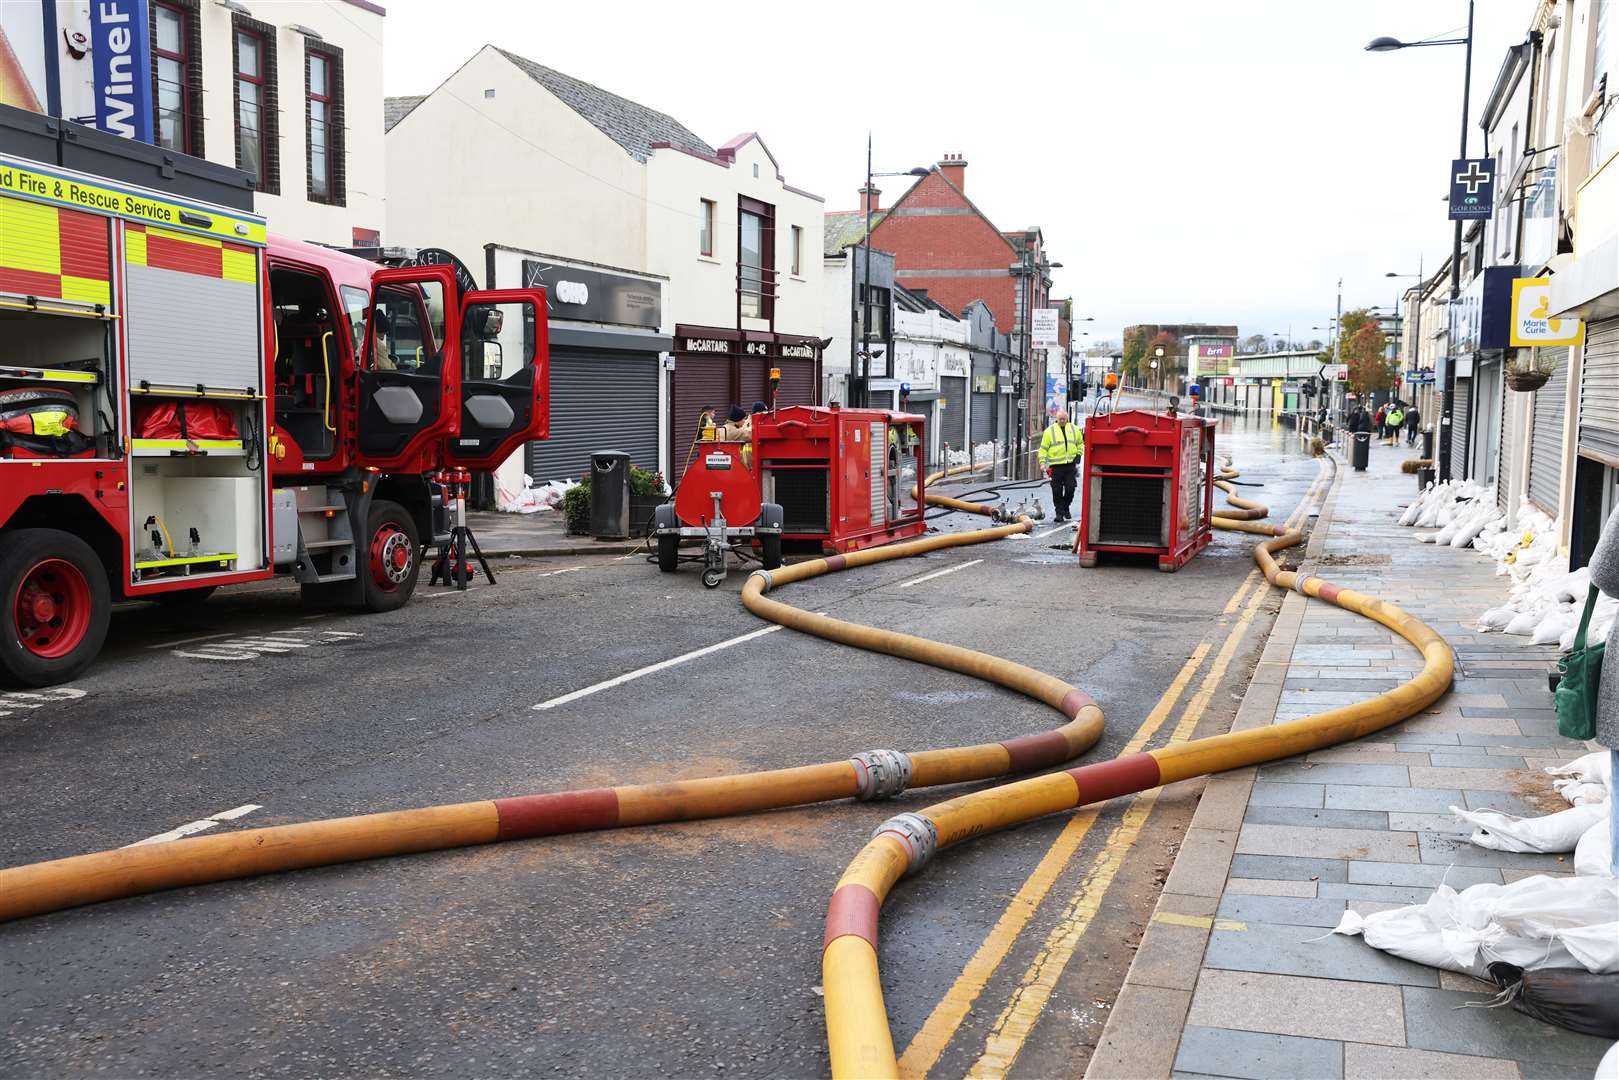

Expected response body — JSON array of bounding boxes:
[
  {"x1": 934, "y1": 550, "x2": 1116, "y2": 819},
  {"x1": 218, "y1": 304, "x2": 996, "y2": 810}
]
[
  {"x1": 1548, "y1": 753, "x2": 1613, "y2": 789},
  {"x1": 1574, "y1": 818, "x2": 1615, "y2": 878},
  {"x1": 1597, "y1": 1040, "x2": 1618, "y2": 1080},
  {"x1": 1478, "y1": 605, "x2": 1515, "y2": 632},
  {"x1": 1505, "y1": 609, "x2": 1543, "y2": 635},
  {"x1": 1532, "y1": 608, "x2": 1576, "y2": 645},
  {"x1": 1486, "y1": 962, "x2": 1619, "y2": 1039},
  {"x1": 1451, "y1": 801, "x2": 1608, "y2": 853}
]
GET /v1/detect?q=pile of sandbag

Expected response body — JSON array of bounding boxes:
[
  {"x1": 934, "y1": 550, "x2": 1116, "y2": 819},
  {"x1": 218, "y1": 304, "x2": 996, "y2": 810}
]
[
  {"x1": 496, "y1": 474, "x2": 575, "y2": 514},
  {"x1": 1333, "y1": 751, "x2": 1617, "y2": 1045}
]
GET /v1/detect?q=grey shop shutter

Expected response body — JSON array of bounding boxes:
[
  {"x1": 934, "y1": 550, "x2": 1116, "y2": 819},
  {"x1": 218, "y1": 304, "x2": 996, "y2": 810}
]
[
  {"x1": 527, "y1": 348, "x2": 659, "y2": 485},
  {"x1": 940, "y1": 376, "x2": 967, "y2": 452},
  {"x1": 1450, "y1": 378, "x2": 1471, "y2": 481},
  {"x1": 971, "y1": 393, "x2": 994, "y2": 448},
  {"x1": 669, "y1": 354, "x2": 731, "y2": 485},
  {"x1": 1577, "y1": 320, "x2": 1619, "y2": 466},
  {"x1": 1528, "y1": 346, "x2": 1568, "y2": 514},
  {"x1": 1498, "y1": 372, "x2": 1515, "y2": 512}
]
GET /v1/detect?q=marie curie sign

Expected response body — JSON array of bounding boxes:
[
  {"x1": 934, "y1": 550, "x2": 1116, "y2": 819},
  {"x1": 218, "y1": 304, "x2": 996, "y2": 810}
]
[{"x1": 1509, "y1": 277, "x2": 1584, "y2": 347}]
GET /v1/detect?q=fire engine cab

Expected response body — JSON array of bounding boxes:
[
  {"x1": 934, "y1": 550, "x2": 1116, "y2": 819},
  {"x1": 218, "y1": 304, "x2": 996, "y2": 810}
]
[{"x1": 0, "y1": 110, "x2": 548, "y2": 686}]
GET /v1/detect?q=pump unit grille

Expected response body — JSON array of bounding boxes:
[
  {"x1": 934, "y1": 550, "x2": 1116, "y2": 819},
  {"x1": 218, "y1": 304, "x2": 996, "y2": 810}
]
[
  {"x1": 1092, "y1": 473, "x2": 1170, "y2": 547},
  {"x1": 772, "y1": 468, "x2": 830, "y2": 533}
]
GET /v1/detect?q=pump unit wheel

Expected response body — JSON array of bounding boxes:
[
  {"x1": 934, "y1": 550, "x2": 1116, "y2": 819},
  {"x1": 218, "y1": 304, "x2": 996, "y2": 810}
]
[
  {"x1": 361, "y1": 500, "x2": 420, "y2": 612},
  {"x1": 0, "y1": 528, "x2": 111, "y2": 687},
  {"x1": 701, "y1": 568, "x2": 724, "y2": 589},
  {"x1": 760, "y1": 534, "x2": 782, "y2": 571},
  {"x1": 657, "y1": 535, "x2": 679, "y2": 572}
]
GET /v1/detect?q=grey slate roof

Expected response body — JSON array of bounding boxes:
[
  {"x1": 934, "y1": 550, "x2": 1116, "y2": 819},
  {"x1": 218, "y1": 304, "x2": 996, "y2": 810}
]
[
  {"x1": 823, "y1": 210, "x2": 886, "y2": 256},
  {"x1": 384, "y1": 95, "x2": 426, "y2": 132},
  {"x1": 493, "y1": 48, "x2": 715, "y2": 162}
]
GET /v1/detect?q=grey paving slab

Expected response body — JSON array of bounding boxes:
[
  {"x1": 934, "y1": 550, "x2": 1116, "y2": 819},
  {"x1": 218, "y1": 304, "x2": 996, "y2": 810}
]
[
  {"x1": 1461, "y1": 790, "x2": 1547, "y2": 816},
  {"x1": 1345, "y1": 860, "x2": 1502, "y2": 888},
  {"x1": 1085, "y1": 983, "x2": 1194, "y2": 1080},
  {"x1": 1215, "y1": 895, "x2": 1347, "y2": 927},
  {"x1": 1242, "y1": 806, "x2": 1389, "y2": 830},
  {"x1": 1459, "y1": 706, "x2": 1558, "y2": 719},
  {"x1": 1388, "y1": 812, "x2": 1473, "y2": 835},
  {"x1": 1228, "y1": 854, "x2": 1348, "y2": 883},
  {"x1": 1318, "y1": 881, "x2": 1436, "y2": 904},
  {"x1": 1165, "y1": 827, "x2": 1239, "y2": 898},
  {"x1": 1237, "y1": 823, "x2": 1420, "y2": 863},
  {"x1": 1324, "y1": 785, "x2": 1463, "y2": 813},
  {"x1": 1342, "y1": 1043, "x2": 1524, "y2": 1079},
  {"x1": 1402, "y1": 987, "x2": 1612, "y2": 1068},
  {"x1": 1417, "y1": 833, "x2": 1575, "y2": 870},
  {"x1": 1408, "y1": 766, "x2": 1542, "y2": 792},
  {"x1": 1185, "y1": 970, "x2": 1405, "y2": 1046},
  {"x1": 1224, "y1": 878, "x2": 1318, "y2": 897},
  {"x1": 1456, "y1": 733, "x2": 1583, "y2": 749},
  {"x1": 1284, "y1": 678, "x2": 1402, "y2": 692},
  {"x1": 1254, "y1": 762, "x2": 1412, "y2": 787},
  {"x1": 1248, "y1": 782, "x2": 1325, "y2": 808},
  {"x1": 1175, "y1": 1026, "x2": 1344, "y2": 1080},
  {"x1": 1202, "y1": 922, "x2": 1439, "y2": 986},
  {"x1": 1426, "y1": 752, "x2": 1526, "y2": 769}
]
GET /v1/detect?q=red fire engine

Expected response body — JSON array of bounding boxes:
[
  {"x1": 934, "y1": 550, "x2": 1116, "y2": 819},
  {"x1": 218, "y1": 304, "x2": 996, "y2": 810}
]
[{"x1": 0, "y1": 117, "x2": 549, "y2": 686}]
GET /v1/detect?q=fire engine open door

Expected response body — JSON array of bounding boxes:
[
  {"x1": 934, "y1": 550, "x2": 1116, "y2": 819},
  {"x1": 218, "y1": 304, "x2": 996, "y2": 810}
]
[
  {"x1": 442, "y1": 288, "x2": 550, "y2": 470},
  {"x1": 356, "y1": 265, "x2": 461, "y2": 470}
]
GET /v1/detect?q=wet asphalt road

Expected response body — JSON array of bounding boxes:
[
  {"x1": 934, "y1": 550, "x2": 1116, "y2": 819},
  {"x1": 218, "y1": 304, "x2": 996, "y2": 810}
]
[{"x1": 1, "y1": 416, "x2": 1322, "y2": 1079}]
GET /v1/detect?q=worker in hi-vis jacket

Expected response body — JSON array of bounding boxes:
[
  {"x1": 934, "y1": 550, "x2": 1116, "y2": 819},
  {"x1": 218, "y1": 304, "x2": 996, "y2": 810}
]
[{"x1": 1039, "y1": 411, "x2": 1083, "y2": 523}]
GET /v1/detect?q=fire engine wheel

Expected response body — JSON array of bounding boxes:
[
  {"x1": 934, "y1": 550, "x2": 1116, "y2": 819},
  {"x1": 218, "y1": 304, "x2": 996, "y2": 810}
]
[
  {"x1": 0, "y1": 529, "x2": 111, "y2": 688},
  {"x1": 361, "y1": 501, "x2": 420, "y2": 613},
  {"x1": 760, "y1": 534, "x2": 782, "y2": 571},
  {"x1": 657, "y1": 535, "x2": 679, "y2": 572}
]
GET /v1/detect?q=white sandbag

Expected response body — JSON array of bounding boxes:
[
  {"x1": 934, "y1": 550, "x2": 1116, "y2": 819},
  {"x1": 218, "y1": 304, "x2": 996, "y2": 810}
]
[
  {"x1": 1334, "y1": 874, "x2": 1619, "y2": 975},
  {"x1": 1435, "y1": 517, "x2": 1463, "y2": 545},
  {"x1": 1596, "y1": 1040, "x2": 1618, "y2": 1080},
  {"x1": 1574, "y1": 817, "x2": 1615, "y2": 878},
  {"x1": 1418, "y1": 501, "x2": 1444, "y2": 528},
  {"x1": 1416, "y1": 532, "x2": 1440, "y2": 544},
  {"x1": 1437, "y1": 504, "x2": 1457, "y2": 528},
  {"x1": 1451, "y1": 801, "x2": 1609, "y2": 852},
  {"x1": 1478, "y1": 605, "x2": 1516, "y2": 632},
  {"x1": 1563, "y1": 922, "x2": 1619, "y2": 972},
  {"x1": 1505, "y1": 609, "x2": 1543, "y2": 636},
  {"x1": 1558, "y1": 781, "x2": 1612, "y2": 806},
  {"x1": 1548, "y1": 753, "x2": 1614, "y2": 789},
  {"x1": 1399, "y1": 499, "x2": 1424, "y2": 526},
  {"x1": 1452, "y1": 512, "x2": 1497, "y2": 548},
  {"x1": 1532, "y1": 609, "x2": 1577, "y2": 645}
]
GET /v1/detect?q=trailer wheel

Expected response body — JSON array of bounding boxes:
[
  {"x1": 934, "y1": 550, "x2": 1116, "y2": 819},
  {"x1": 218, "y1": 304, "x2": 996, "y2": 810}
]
[
  {"x1": 657, "y1": 535, "x2": 679, "y2": 572},
  {"x1": 701, "y1": 568, "x2": 724, "y2": 589},
  {"x1": 760, "y1": 534, "x2": 782, "y2": 571},
  {"x1": 0, "y1": 528, "x2": 110, "y2": 688},
  {"x1": 361, "y1": 500, "x2": 420, "y2": 612}
]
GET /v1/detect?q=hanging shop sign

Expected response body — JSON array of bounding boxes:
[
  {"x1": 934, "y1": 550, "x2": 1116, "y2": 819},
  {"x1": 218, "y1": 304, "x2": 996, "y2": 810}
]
[
  {"x1": 1448, "y1": 158, "x2": 1495, "y2": 221},
  {"x1": 1509, "y1": 277, "x2": 1585, "y2": 347},
  {"x1": 1031, "y1": 308, "x2": 1060, "y2": 348},
  {"x1": 89, "y1": 0, "x2": 154, "y2": 142}
]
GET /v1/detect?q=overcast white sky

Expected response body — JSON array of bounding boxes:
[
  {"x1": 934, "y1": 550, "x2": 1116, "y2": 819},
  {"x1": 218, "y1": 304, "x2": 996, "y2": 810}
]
[{"x1": 381, "y1": 0, "x2": 1539, "y2": 348}]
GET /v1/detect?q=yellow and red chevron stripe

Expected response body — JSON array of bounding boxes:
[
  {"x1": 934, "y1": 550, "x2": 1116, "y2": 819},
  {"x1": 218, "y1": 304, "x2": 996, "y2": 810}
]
[
  {"x1": 125, "y1": 223, "x2": 257, "y2": 283},
  {"x1": 0, "y1": 198, "x2": 112, "y2": 306}
]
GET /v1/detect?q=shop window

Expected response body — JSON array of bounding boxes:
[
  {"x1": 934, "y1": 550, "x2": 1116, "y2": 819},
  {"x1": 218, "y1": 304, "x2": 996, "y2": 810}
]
[
  {"x1": 232, "y1": 16, "x2": 279, "y2": 195},
  {"x1": 699, "y1": 199, "x2": 714, "y2": 256},
  {"x1": 149, "y1": 0, "x2": 203, "y2": 156},
  {"x1": 305, "y1": 43, "x2": 346, "y2": 206}
]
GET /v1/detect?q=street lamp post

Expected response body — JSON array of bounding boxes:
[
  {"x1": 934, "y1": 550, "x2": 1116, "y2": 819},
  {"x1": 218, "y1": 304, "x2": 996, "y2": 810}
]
[
  {"x1": 858, "y1": 137, "x2": 929, "y2": 408},
  {"x1": 1368, "y1": 3, "x2": 1476, "y2": 481},
  {"x1": 1386, "y1": 264, "x2": 1425, "y2": 414}
]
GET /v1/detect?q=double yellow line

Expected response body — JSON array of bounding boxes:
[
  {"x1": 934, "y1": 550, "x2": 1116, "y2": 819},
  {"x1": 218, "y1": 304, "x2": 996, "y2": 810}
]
[{"x1": 898, "y1": 459, "x2": 1331, "y2": 1079}]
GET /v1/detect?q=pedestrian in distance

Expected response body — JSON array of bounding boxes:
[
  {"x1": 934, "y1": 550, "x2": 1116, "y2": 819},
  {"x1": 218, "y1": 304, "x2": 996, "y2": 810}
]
[
  {"x1": 1374, "y1": 402, "x2": 1388, "y2": 441},
  {"x1": 1386, "y1": 402, "x2": 1405, "y2": 445},
  {"x1": 1405, "y1": 403, "x2": 1422, "y2": 446},
  {"x1": 1039, "y1": 411, "x2": 1083, "y2": 523}
]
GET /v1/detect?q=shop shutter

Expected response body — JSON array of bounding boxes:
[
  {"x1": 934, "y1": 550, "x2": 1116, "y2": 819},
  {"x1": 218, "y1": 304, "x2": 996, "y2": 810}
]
[
  {"x1": 1577, "y1": 320, "x2": 1619, "y2": 466},
  {"x1": 940, "y1": 376, "x2": 968, "y2": 452},
  {"x1": 527, "y1": 348, "x2": 658, "y2": 485},
  {"x1": 971, "y1": 393, "x2": 994, "y2": 448},
  {"x1": 1498, "y1": 375, "x2": 1515, "y2": 512},
  {"x1": 776, "y1": 356, "x2": 817, "y2": 409},
  {"x1": 1527, "y1": 346, "x2": 1568, "y2": 514},
  {"x1": 1449, "y1": 378, "x2": 1471, "y2": 481},
  {"x1": 669, "y1": 353, "x2": 732, "y2": 485}
]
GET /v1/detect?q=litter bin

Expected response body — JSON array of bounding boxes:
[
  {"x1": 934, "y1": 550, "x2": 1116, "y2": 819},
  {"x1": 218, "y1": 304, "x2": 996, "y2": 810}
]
[
  {"x1": 1351, "y1": 432, "x2": 1370, "y2": 471},
  {"x1": 1422, "y1": 428, "x2": 1435, "y2": 459},
  {"x1": 590, "y1": 451, "x2": 631, "y2": 538}
]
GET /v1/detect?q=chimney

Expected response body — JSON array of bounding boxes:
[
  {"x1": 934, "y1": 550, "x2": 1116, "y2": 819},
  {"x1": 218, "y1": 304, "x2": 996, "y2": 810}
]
[
  {"x1": 858, "y1": 183, "x2": 881, "y2": 215},
  {"x1": 938, "y1": 152, "x2": 967, "y2": 191}
]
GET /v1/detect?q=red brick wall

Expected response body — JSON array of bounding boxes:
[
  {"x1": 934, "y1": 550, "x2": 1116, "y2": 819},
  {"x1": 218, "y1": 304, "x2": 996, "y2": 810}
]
[{"x1": 868, "y1": 172, "x2": 1021, "y2": 331}]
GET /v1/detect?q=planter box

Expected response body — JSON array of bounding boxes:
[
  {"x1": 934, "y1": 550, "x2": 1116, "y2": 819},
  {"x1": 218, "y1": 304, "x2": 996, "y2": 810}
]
[{"x1": 629, "y1": 494, "x2": 666, "y2": 538}]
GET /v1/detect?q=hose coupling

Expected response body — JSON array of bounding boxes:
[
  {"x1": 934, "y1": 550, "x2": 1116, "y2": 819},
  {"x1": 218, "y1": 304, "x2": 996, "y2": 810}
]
[
  {"x1": 872, "y1": 812, "x2": 938, "y2": 875},
  {"x1": 749, "y1": 569, "x2": 774, "y2": 591},
  {"x1": 850, "y1": 749, "x2": 912, "y2": 801},
  {"x1": 1293, "y1": 573, "x2": 1314, "y2": 596}
]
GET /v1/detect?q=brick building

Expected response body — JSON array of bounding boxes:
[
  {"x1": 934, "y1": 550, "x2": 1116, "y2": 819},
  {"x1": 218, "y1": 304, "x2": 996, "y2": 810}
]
[{"x1": 824, "y1": 153, "x2": 1059, "y2": 467}]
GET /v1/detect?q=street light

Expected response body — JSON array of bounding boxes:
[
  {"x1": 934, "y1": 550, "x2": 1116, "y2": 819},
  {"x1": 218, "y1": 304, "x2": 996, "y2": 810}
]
[
  {"x1": 1367, "y1": 5, "x2": 1475, "y2": 481},
  {"x1": 1386, "y1": 265, "x2": 1426, "y2": 413},
  {"x1": 856, "y1": 140, "x2": 930, "y2": 409}
]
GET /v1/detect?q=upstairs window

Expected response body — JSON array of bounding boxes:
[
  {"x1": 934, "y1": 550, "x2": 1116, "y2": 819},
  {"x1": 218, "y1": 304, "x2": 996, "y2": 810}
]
[
  {"x1": 791, "y1": 225, "x2": 802, "y2": 276},
  {"x1": 150, "y1": 0, "x2": 202, "y2": 156},
  {"x1": 232, "y1": 17, "x2": 279, "y2": 195},
  {"x1": 738, "y1": 197, "x2": 774, "y2": 321},
  {"x1": 306, "y1": 44, "x2": 346, "y2": 205},
  {"x1": 699, "y1": 199, "x2": 715, "y2": 256}
]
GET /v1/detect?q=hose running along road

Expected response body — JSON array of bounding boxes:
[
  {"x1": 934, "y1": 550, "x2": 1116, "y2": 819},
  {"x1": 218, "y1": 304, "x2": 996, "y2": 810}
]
[
  {"x1": 820, "y1": 456, "x2": 1457, "y2": 1079},
  {"x1": 0, "y1": 492, "x2": 1090, "y2": 924}
]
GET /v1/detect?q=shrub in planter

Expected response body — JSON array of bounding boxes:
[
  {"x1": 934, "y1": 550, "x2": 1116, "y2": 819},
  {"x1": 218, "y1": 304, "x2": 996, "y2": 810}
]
[
  {"x1": 562, "y1": 482, "x2": 591, "y2": 535},
  {"x1": 563, "y1": 466, "x2": 668, "y2": 536}
]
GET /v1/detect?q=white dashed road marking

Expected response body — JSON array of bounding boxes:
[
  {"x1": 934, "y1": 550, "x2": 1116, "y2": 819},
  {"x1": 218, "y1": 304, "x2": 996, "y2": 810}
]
[
  {"x1": 899, "y1": 559, "x2": 983, "y2": 588},
  {"x1": 1032, "y1": 523, "x2": 1076, "y2": 540},
  {"x1": 173, "y1": 628, "x2": 362, "y2": 662},
  {"x1": 126, "y1": 803, "x2": 263, "y2": 847},
  {"x1": 0, "y1": 687, "x2": 86, "y2": 720}
]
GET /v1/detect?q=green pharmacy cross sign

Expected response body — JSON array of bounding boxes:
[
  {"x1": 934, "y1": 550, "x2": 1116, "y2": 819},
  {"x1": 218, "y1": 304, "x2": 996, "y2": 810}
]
[{"x1": 1449, "y1": 158, "x2": 1495, "y2": 221}]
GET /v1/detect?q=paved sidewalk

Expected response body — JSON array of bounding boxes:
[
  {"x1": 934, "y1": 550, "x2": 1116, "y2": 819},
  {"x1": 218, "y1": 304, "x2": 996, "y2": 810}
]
[{"x1": 1086, "y1": 446, "x2": 1610, "y2": 1079}]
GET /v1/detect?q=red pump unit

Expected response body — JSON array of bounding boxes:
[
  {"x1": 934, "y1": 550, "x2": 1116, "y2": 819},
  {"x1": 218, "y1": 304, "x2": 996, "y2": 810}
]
[{"x1": 1076, "y1": 408, "x2": 1215, "y2": 572}]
